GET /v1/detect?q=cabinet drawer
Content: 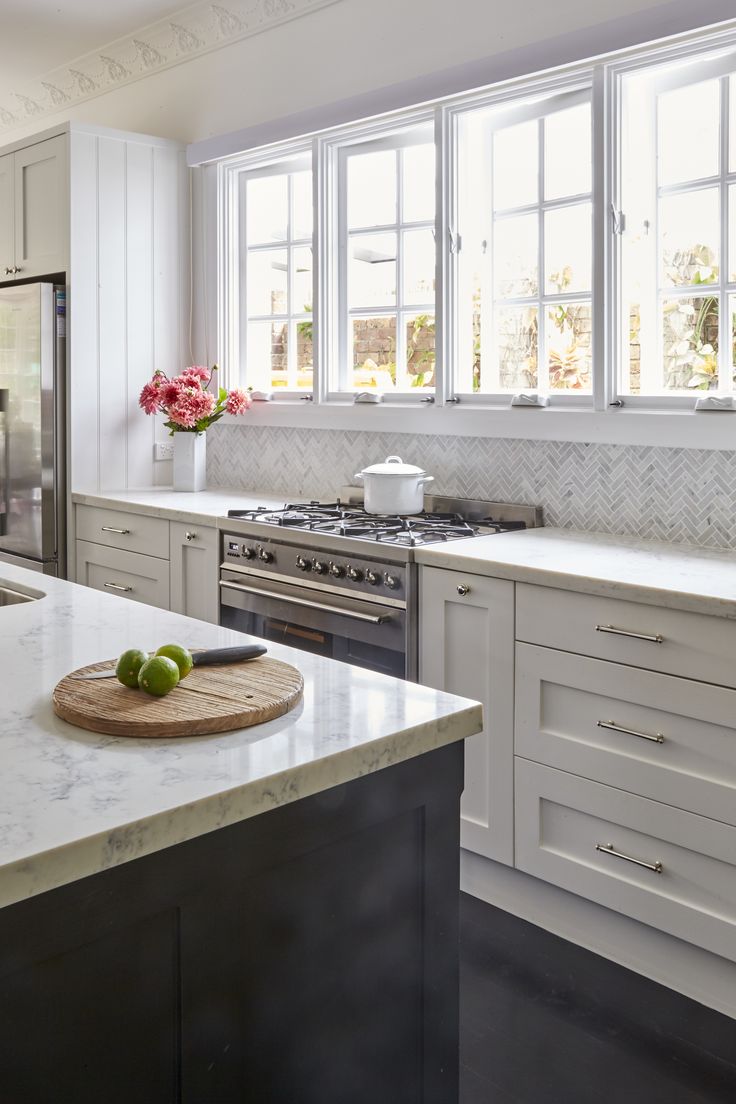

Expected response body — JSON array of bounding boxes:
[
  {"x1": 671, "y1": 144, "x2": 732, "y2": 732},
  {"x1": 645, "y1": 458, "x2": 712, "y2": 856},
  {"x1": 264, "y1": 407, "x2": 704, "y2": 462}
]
[
  {"x1": 515, "y1": 759, "x2": 736, "y2": 962},
  {"x1": 515, "y1": 644, "x2": 736, "y2": 824},
  {"x1": 516, "y1": 583, "x2": 736, "y2": 689},
  {"x1": 76, "y1": 505, "x2": 169, "y2": 559},
  {"x1": 76, "y1": 541, "x2": 169, "y2": 609}
]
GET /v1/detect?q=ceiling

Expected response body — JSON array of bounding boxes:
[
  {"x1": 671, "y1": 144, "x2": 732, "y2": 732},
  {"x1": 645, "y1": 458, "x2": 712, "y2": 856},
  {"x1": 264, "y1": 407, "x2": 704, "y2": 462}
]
[{"x1": 0, "y1": 0, "x2": 189, "y2": 94}]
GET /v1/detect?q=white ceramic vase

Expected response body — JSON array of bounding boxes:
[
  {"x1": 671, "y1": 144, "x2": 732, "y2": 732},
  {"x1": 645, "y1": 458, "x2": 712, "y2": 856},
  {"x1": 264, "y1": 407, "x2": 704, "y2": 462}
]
[{"x1": 173, "y1": 432, "x2": 206, "y2": 492}]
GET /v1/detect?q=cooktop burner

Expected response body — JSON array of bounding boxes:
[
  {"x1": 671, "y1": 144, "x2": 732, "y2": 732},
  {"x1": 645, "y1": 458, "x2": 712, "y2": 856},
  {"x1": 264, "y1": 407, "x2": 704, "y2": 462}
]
[{"x1": 226, "y1": 501, "x2": 527, "y2": 546}]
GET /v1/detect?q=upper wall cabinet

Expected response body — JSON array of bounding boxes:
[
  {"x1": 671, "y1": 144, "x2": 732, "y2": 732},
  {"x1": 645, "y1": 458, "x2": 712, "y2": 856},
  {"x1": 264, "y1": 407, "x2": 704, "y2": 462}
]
[{"x1": 0, "y1": 135, "x2": 68, "y2": 281}]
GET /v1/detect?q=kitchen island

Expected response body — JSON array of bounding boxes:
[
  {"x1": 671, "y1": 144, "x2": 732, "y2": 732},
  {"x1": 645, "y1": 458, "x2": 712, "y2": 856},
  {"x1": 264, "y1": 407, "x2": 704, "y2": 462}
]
[{"x1": 0, "y1": 564, "x2": 481, "y2": 1104}]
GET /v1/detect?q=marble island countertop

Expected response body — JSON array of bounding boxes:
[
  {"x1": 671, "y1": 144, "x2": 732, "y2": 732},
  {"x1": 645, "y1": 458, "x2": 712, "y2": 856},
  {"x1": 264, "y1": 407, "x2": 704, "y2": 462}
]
[
  {"x1": 0, "y1": 564, "x2": 481, "y2": 911},
  {"x1": 415, "y1": 527, "x2": 736, "y2": 619}
]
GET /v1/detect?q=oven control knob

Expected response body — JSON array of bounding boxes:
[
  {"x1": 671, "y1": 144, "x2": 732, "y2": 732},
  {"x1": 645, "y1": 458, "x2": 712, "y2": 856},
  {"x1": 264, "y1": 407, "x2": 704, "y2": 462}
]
[
  {"x1": 313, "y1": 560, "x2": 328, "y2": 575},
  {"x1": 258, "y1": 546, "x2": 274, "y2": 563},
  {"x1": 384, "y1": 573, "x2": 400, "y2": 590},
  {"x1": 242, "y1": 545, "x2": 256, "y2": 559},
  {"x1": 329, "y1": 562, "x2": 345, "y2": 578},
  {"x1": 347, "y1": 565, "x2": 363, "y2": 582},
  {"x1": 296, "y1": 555, "x2": 311, "y2": 572},
  {"x1": 365, "y1": 570, "x2": 380, "y2": 586}
]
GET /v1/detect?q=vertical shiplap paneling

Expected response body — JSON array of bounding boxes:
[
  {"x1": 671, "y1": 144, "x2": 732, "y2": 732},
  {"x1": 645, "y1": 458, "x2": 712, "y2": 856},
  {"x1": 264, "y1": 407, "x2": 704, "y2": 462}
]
[
  {"x1": 191, "y1": 163, "x2": 218, "y2": 366},
  {"x1": 152, "y1": 145, "x2": 181, "y2": 487},
  {"x1": 68, "y1": 131, "x2": 100, "y2": 492},
  {"x1": 126, "y1": 141, "x2": 156, "y2": 488},
  {"x1": 97, "y1": 137, "x2": 127, "y2": 490}
]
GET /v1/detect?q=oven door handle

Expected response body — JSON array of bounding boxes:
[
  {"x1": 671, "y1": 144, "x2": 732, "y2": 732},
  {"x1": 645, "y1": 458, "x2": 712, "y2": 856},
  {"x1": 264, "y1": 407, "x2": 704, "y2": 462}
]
[{"x1": 219, "y1": 579, "x2": 392, "y2": 625}]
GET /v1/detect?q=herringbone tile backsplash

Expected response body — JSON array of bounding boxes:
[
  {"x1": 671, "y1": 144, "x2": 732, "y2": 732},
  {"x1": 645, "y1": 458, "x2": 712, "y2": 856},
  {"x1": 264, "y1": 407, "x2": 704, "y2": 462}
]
[{"x1": 207, "y1": 425, "x2": 736, "y2": 548}]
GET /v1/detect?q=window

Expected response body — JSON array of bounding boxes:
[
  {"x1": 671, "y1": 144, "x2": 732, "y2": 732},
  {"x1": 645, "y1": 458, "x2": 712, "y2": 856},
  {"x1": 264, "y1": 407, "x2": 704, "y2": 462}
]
[
  {"x1": 331, "y1": 124, "x2": 436, "y2": 395},
  {"x1": 454, "y1": 88, "x2": 593, "y2": 399},
  {"x1": 618, "y1": 49, "x2": 736, "y2": 401},
  {"x1": 238, "y1": 156, "x2": 313, "y2": 392}
]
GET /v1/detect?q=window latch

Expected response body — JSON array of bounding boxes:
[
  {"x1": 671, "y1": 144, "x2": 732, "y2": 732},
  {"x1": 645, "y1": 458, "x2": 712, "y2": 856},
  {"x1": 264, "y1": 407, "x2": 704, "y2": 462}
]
[
  {"x1": 449, "y1": 229, "x2": 462, "y2": 254},
  {"x1": 610, "y1": 205, "x2": 626, "y2": 235}
]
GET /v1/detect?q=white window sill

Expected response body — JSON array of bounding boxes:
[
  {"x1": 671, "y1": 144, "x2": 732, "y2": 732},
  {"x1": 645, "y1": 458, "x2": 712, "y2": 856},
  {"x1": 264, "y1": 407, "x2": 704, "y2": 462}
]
[{"x1": 222, "y1": 401, "x2": 736, "y2": 449}]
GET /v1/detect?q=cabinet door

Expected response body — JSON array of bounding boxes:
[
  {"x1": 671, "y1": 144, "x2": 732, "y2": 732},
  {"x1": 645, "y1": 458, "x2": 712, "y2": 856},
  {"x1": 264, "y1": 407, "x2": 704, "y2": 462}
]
[
  {"x1": 14, "y1": 135, "x2": 68, "y2": 278},
  {"x1": 419, "y1": 566, "x2": 515, "y2": 864},
  {"x1": 0, "y1": 154, "x2": 13, "y2": 278},
  {"x1": 169, "y1": 521, "x2": 219, "y2": 624},
  {"x1": 76, "y1": 540, "x2": 170, "y2": 609}
]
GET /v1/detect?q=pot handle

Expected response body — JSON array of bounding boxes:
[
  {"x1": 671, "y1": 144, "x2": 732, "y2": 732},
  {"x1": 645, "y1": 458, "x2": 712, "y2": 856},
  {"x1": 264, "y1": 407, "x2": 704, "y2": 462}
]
[
  {"x1": 385, "y1": 455, "x2": 403, "y2": 464},
  {"x1": 354, "y1": 473, "x2": 364, "y2": 482},
  {"x1": 420, "y1": 475, "x2": 435, "y2": 486}
]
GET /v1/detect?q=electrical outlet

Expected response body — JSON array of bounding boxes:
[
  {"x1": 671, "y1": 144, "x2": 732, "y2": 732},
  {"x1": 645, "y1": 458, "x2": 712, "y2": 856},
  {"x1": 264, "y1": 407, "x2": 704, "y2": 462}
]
[{"x1": 155, "y1": 441, "x2": 174, "y2": 461}]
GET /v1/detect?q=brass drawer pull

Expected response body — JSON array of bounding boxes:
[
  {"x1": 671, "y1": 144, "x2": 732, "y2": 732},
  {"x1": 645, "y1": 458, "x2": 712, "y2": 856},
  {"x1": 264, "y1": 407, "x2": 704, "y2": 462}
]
[
  {"x1": 597, "y1": 719, "x2": 664, "y2": 744},
  {"x1": 595, "y1": 842, "x2": 663, "y2": 874},
  {"x1": 104, "y1": 581, "x2": 133, "y2": 593},
  {"x1": 101, "y1": 526, "x2": 130, "y2": 535},
  {"x1": 596, "y1": 624, "x2": 663, "y2": 644}
]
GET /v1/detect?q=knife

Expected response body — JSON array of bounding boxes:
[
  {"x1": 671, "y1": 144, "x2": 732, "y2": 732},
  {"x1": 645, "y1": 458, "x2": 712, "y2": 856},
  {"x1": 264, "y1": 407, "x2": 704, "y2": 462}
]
[{"x1": 71, "y1": 644, "x2": 268, "y2": 680}]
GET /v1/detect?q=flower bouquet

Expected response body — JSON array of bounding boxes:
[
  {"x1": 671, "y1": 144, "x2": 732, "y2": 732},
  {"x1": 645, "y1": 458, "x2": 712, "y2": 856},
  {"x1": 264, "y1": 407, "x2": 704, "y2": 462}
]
[{"x1": 138, "y1": 365, "x2": 250, "y2": 491}]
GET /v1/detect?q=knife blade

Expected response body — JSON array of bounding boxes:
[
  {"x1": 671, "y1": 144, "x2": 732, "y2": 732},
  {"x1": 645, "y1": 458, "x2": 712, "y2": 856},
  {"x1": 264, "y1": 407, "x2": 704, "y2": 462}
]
[{"x1": 71, "y1": 644, "x2": 268, "y2": 680}]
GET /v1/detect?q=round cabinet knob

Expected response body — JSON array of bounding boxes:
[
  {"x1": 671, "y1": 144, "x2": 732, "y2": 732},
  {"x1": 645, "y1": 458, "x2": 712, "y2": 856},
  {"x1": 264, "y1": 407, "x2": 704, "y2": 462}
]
[
  {"x1": 384, "y1": 574, "x2": 400, "y2": 590},
  {"x1": 456, "y1": 584, "x2": 471, "y2": 596},
  {"x1": 242, "y1": 545, "x2": 256, "y2": 559},
  {"x1": 347, "y1": 565, "x2": 363, "y2": 582},
  {"x1": 258, "y1": 547, "x2": 274, "y2": 563},
  {"x1": 185, "y1": 531, "x2": 197, "y2": 542},
  {"x1": 329, "y1": 562, "x2": 345, "y2": 578},
  {"x1": 296, "y1": 555, "x2": 311, "y2": 572},
  {"x1": 12, "y1": 266, "x2": 21, "y2": 275},
  {"x1": 313, "y1": 560, "x2": 328, "y2": 575},
  {"x1": 3, "y1": 267, "x2": 11, "y2": 276},
  {"x1": 365, "y1": 570, "x2": 380, "y2": 586}
]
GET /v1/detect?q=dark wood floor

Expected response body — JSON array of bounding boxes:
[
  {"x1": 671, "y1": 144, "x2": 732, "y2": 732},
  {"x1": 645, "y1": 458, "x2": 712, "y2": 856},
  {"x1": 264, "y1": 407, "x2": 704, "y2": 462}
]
[{"x1": 459, "y1": 893, "x2": 736, "y2": 1104}]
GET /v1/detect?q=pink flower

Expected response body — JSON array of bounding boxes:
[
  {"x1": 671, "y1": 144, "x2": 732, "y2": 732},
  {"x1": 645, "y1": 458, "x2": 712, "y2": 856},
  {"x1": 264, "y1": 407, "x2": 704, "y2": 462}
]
[
  {"x1": 168, "y1": 387, "x2": 216, "y2": 429},
  {"x1": 225, "y1": 388, "x2": 251, "y2": 416},
  {"x1": 161, "y1": 378, "x2": 184, "y2": 407},
  {"x1": 139, "y1": 376, "x2": 164, "y2": 415},
  {"x1": 181, "y1": 365, "x2": 211, "y2": 384}
]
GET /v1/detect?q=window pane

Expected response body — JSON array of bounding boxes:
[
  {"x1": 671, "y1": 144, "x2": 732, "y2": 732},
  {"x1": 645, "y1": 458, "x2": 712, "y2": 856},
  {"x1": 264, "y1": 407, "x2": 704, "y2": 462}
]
[
  {"x1": 292, "y1": 170, "x2": 313, "y2": 240},
  {"x1": 658, "y1": 79, "x2": 719, "y2": 186},
  {"x1": 730, "y1": 185, "x2": 736, "y2": 282},
  {"x1": 247, "y1": 320, "x2": 288, "y2": 390},
  {"x1": 544, "y1": 103, "x2": 591, "y2": 200},
  {"x1": 544, "y1": 203, "x2": 591, "y2": 294},
  {"x1": 292, "y1": 247, "x2": 313, "y2": 315},
  {"x1": 546, "y1": 302, "x2": 592, "y2": 391},
  {"x1": 494, "y1": 213, "x2": 538, "y2": 298},
  {"x1": 348, "y1": 150, "x2": 396, "y2": 228},
  {"x1": 660, "y1": 188, "x2": 719, "y2": 288},
  {"x1": 247, "y1": 249, "x2": 287, "y2": 316},
  {"x1": 404, "y1": 313, "x2": 436, "y2": 389},
  {"x1": 732, "y1": 295, "x2": 736, "y2": 383},
  {"x1": 495, "y1": 305, "x2": 538, "y2": 391},
  {"x1": 731, "y1": 76, "x2": 736, "y2": 174},
  {"x1": 403, "y1": 228, "x2": 436, "y2": 306},
  {"x1": 349, "y1": 232, "x2": 397, "y2": 307},
  {"x1": 402, "y1": 144, "x2": 435, "y2": 223},
  {"x1": 662, "y1": 295, "x2": 719, "y2": 391},
  {"x1": 292, "y1": 317, "x2": 313, "y2": 389},
  {"x1": 247, "y1": 175, "x2": 287, "y2": 245},
  {"x1": 351, "y1": 316, "x2": 396, "y2": 390},
  {"x1": 493, "y1": 120, "x2": 537, "y2": 210}
]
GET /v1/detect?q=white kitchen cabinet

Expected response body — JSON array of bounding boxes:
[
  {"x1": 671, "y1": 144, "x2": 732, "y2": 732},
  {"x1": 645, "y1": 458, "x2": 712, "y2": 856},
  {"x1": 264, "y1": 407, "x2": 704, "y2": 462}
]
[
  {"x1": 419, "y1": 565, "x2": 515, "y2": 864},
  {"x1": 76, "y1": 540, "x2": 170, "y2": 610},
  {"x1": 0, "y1": 154, "x2": 13, "y2": 276},
  {"x1": 13, "y1": 136, "x2": 68, "y2": 278},
  {"x1": 169, "y1": 521, "x2": 219, "y2": 625}
]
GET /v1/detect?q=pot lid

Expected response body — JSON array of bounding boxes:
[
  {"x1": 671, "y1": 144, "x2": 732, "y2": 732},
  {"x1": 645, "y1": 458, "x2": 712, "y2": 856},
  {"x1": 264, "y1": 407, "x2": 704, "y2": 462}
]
[{"x1": 359, "y1": 455, "x2": 427, "y2": 477}]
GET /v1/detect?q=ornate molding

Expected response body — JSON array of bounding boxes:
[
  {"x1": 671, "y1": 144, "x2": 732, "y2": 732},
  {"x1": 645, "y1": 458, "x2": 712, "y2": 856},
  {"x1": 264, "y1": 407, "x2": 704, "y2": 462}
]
[{"x1": 0, "y1": 0, "x2": 343, "y2": 134}]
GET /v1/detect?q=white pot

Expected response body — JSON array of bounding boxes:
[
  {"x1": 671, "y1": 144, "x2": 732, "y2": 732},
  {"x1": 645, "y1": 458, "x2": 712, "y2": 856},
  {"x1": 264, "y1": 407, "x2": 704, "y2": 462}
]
[
  {"x1": 354, "y1": 455, "x2": 434, "y2": 515},
  {"x1": 173, "y1": 432, "x2": 207, "y2": 492}
]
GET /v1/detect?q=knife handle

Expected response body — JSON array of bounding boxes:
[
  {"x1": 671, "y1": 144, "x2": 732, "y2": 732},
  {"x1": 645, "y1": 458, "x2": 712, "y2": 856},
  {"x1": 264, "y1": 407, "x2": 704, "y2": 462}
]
[{"x1": 192, "y1": 645, "x2": 267, "y2": 666}]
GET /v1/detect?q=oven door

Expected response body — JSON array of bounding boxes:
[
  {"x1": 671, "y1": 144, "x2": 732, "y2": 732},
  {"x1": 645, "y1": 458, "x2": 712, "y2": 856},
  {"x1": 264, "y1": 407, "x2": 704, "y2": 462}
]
[{"x1": 219, "y1": 569, "x2": 408, "y2": 679}]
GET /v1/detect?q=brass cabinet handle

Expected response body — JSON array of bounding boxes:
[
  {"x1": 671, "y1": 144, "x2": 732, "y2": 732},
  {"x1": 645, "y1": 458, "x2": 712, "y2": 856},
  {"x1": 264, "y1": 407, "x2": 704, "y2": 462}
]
[
  {"x1": 101, "y1": 525, "x2": 130, "y2": 535},
  {"x1": 104, "y1": 581, "x2": 132, "y2": 593},
  {"x1": 597, "y1": 719, "x2": 664, "y2": 744},
  {"x1": 596, "y1": 624, "x2": 663, "y2": 644},
  {"x1": 456, "y1": 584, "x2": 471, "y2": 596},
  {"x1": 595, "y1": 842, "x2": 663, "y2": 874}
]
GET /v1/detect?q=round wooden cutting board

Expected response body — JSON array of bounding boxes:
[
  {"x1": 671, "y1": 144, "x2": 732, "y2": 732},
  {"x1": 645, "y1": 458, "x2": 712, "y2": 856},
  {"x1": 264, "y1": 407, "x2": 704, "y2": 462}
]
[{"x1": 53, "y1": 656, "x2": 304, "y2": 738}]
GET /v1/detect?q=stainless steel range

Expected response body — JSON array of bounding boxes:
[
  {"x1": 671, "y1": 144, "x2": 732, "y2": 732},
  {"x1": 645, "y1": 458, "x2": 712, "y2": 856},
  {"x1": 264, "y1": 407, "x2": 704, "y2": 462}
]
[{"x1": 219, "y1": 492, "x2": 542, "y2": 680}]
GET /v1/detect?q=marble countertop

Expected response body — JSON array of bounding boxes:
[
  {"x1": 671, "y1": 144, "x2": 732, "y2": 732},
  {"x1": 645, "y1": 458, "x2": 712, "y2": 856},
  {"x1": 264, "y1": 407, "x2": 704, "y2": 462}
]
[
  {"x1": 0, "y1": 564, "x2": 480, "y2": 910},
  {"x1": 71, "y1": 487, "x2": 306, "y2": 526},
  {"x1": 415, "y1": 527, "x2": 736, "y2": 619}
]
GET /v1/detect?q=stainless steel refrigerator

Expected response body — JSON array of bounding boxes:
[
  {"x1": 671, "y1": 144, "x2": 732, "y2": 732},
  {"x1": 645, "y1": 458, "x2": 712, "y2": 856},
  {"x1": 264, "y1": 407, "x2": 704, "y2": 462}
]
[{"x1": 0, "y1": 282, "x2": 65, "y2": 577}]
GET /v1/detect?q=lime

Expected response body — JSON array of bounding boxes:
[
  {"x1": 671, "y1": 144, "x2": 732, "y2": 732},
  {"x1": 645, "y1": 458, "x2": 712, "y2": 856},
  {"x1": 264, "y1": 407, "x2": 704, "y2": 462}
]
[
  {"x1": 138, "y1": 655, "x2": 180, "y2": 697},
  {"x1": 116, "y1": 648, "x2": 149, "y2": 689},
  {"x1": 155, "y1": 643, "x2": 193, "y2": 679}
]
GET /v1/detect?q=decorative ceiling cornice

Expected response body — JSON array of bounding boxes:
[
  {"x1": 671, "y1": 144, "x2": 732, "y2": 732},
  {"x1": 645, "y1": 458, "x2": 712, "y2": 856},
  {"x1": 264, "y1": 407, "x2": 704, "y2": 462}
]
[{"x1": 0, "y1": 0, "x2": 343, "y2": 134}]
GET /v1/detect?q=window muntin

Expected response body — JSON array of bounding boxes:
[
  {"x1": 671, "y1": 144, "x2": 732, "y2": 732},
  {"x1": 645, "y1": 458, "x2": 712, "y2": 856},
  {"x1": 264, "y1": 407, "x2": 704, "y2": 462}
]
[
  {"x1": 240, "y1": 162, "x2": 313, "y2": 392},
  {"x1": 455, "y1": 91, "x2": 593, "y2": 398},
  {"x1": 335, "y1": 129, "x2": 437, "y2": 394},
  {"x1": 619, "y1": 53, "x2": 736, "y2": 398}
]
